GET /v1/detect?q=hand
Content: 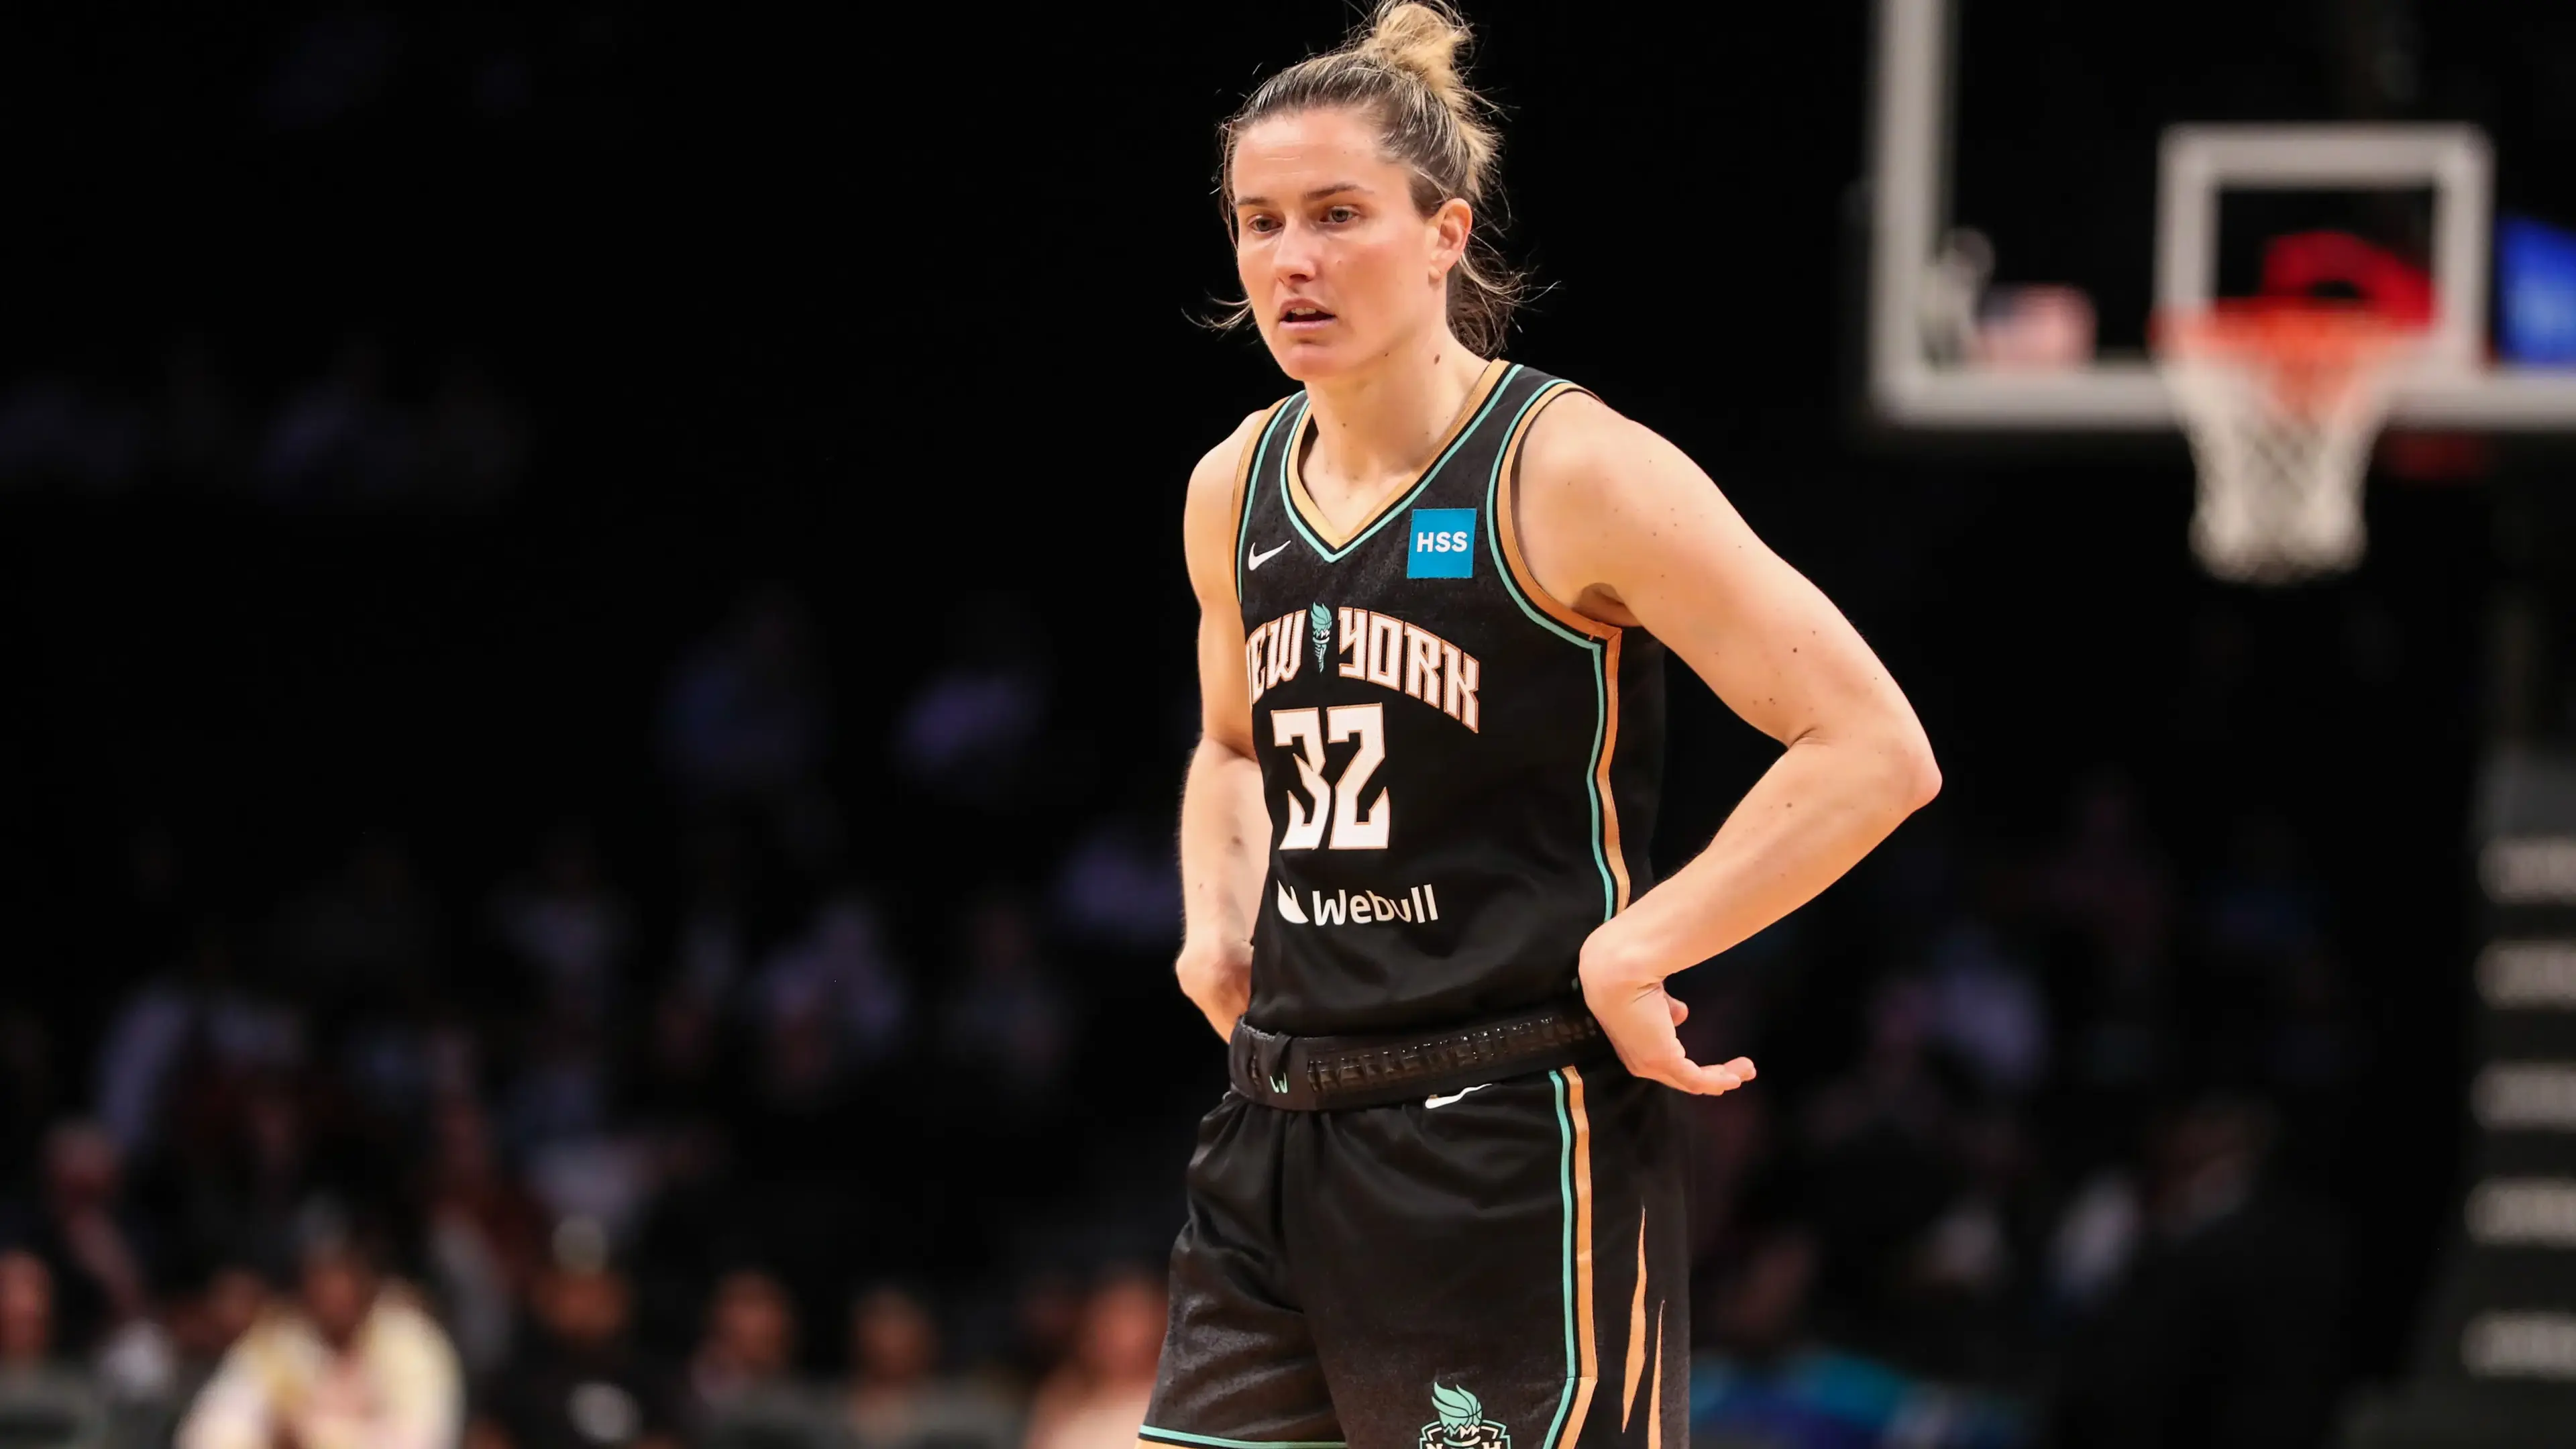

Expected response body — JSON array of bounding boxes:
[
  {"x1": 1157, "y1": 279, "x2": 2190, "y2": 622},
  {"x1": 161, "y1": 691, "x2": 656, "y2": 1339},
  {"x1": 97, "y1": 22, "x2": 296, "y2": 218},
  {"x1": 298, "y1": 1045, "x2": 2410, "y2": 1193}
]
[
  {"x1": 1578, "y1": 938, "x2": 1756, "y2": 1096},
  {"x1": 1175, "y1": 934, "x2": 1252, "y2": 1039}
]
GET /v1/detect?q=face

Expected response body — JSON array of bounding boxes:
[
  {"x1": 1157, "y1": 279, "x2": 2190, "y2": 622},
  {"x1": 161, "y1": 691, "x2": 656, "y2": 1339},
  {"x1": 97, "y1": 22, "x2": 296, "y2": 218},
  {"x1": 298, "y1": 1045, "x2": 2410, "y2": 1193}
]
[
  {"x1": 301, "y1": 1256, "x2": 375, "y2": 1346},
  {"x1": 1231, "y1": 107, "x2": 1472, "y2": 381},
  {"x1": 541, "y1": 1269, "x2": 631, "y2": 1348}
]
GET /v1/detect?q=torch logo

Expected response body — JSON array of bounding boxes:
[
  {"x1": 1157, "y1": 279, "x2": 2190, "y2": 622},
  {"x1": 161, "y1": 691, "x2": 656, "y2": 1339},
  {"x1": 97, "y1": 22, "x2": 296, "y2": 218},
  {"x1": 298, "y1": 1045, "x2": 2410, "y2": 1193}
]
[{"x1": 1419, "y1": 1383, "x2": 1507, "y2": 1449}]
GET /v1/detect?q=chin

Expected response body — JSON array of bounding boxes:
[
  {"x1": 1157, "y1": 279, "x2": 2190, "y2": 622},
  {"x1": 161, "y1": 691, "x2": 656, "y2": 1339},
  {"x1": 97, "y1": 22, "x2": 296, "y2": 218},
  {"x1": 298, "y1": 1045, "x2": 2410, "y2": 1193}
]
[{"x1": 1263, "y1": 333, "x2": 1365, "y2": 384}]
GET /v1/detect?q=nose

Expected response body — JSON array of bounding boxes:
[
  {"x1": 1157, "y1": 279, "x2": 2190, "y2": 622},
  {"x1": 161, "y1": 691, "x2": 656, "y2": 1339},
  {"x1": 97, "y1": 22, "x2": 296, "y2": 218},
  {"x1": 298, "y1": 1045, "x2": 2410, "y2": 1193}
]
[{"x1": 1270, "y1": 218, "x2": 1321, "y2": 287}]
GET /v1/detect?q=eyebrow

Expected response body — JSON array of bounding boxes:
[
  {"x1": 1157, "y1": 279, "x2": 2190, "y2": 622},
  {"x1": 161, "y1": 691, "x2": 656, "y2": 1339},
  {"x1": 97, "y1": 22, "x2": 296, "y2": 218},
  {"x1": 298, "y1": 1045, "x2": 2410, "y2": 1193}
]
[{"x1": 1234, "y1": 182, "x2": 1372, "y2": 209}]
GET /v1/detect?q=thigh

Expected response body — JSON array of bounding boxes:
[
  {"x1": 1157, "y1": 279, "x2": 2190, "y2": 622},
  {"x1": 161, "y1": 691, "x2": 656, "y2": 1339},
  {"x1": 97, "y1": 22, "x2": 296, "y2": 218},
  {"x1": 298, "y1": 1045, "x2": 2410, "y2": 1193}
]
[
  {"x1": 1144, "y1": 1093, "x2": 1346, "y2": 1449},
  {"x1": 1289, "y1": 1065, "x2": 1689, "y2": 1449}
]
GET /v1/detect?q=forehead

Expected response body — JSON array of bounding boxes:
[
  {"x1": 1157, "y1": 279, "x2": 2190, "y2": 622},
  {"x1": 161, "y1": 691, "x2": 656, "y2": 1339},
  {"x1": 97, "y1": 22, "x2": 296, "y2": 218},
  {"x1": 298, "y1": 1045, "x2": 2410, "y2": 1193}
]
[{"x1": 1231, "y1": 108, "x2": 1400, "y2": 197}]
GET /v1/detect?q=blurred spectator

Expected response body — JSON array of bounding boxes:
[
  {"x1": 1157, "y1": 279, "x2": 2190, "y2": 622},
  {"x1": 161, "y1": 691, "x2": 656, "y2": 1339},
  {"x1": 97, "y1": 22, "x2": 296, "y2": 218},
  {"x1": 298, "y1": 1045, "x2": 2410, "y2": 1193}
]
[
  {"x1": 839, "y1": 1286, "x2": 1016, "y2": 1449},
  {"x1": 752, "y1": 890, "x2": 907, "y2": 1110},
  {"x1": 2200, "y1": 815, "x2": 2326, "y2": 971},
  {"x1": 0, "y1": 1250, "x2": 109, "y2": 1449},
  {"x1": 94, "y1": 927, "x2": 301, "y2": 1159},
  {"x1": 1049, "y1": 816, "x2": 1183, "y2": 953},
  {"x1": 936, "y1": 894, "x2": 1069, "y2": 1104},
  {"x1": 257, "y1": 339, "x2": 420, "y2": 506},
  {"x1": 1921, "y1": 920, "x2": 2049, "y2": 1098},
  {"x1": 686, "y1": 1270, "x2": 818, "y2": 1443},
  {"x1": 661, "y1": 588, "x2": 840, "y2": 875},
  {"x1": 154, "y1": 1266, "x2": 267, "y2": 1421},
  {"x1": 176, "y1": 1236, "x2": 461, "y2": 1449},
  {"x1": 1799, "y1": 980, "x2": 1965, "y2": 1344},
  {"x1": 480, "y1": 1224, "x2": 680, "y2": 1449},
  {"x1": 2036, "y1": 773, "x2": 2174, "y2": 983},
  {"x1": 0, "y1": 1122, "x2": 154, "y2": 1358},
  {"x1": 1693, "y1": 1232, "x2": 2025, "y2": 1449},
  {"x1": 159, "y1": 1070, "x2": 316, "y2": 1284},
  {"x1": 1021, "y1": 1270, "x2": 1164, "y2": 1449},
  {"x1": 421, "y1": 1098, "x2": 549, "y2": 1378},
  {"x1": 2045, "y1": 1100, "x2": 2343, "y2": 1449},
  {"x1": 1003, "y1": 1273, "x2": 1083, "y2": 1395},
  {"x1": 890, "y1": 595, "x2": 1049, "y2": 809},
  {"x1": 490, "y1": 826, "x2": 632, "y2": 1029}
]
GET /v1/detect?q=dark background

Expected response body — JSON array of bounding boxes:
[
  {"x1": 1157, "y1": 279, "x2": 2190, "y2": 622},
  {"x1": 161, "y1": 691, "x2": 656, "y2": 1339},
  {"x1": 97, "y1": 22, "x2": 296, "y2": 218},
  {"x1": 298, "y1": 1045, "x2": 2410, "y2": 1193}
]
[{"x1": 1, "y1": 3, "x2": 2571, "y2": 1447}]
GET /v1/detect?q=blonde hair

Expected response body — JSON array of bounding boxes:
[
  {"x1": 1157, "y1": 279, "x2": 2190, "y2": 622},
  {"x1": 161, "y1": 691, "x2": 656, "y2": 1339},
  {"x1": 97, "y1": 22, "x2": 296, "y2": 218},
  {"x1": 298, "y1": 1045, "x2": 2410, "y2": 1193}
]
[{"x1": 1218, "y1": 1, "x2": 1525, "y2": 356}]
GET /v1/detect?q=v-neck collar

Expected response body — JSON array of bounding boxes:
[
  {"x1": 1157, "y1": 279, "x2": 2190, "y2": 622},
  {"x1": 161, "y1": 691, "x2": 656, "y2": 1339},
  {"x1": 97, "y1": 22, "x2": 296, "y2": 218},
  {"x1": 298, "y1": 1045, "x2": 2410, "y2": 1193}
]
[{"x1": 1281, "y1": 359, "x2": 1513, "y2": 560}]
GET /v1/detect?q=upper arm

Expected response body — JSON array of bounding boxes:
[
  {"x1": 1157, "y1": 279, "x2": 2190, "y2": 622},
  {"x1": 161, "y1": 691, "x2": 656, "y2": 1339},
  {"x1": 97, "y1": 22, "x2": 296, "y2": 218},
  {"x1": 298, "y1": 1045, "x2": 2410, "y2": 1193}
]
[
  {"x1": 1515, "y1": 394, "x2": 1935, "y2": 775},
  {"x1": 1183, "y1": 408, "x2": 1272, "y2": 757}
]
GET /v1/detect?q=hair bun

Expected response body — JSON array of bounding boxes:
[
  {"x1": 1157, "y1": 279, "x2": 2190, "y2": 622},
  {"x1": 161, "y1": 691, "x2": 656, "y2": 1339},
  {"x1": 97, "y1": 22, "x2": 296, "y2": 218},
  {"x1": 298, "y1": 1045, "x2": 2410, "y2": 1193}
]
[{"x1": 1359, "y1": 2, "x2": 1473, "y2": 111}]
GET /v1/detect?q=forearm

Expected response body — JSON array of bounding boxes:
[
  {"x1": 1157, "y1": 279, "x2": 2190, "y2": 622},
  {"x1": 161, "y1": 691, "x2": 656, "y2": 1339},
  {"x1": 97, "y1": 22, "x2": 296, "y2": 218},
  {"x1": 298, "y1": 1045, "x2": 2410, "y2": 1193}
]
[
  {"x1": 1175, "y1": 735, "x2": 1269, "y2": 1035},
  {"x1": 1591, "y1": 729, "x2": 1935, "y2": 980},
  {"x1": 1180, "y1": 736, "x2": 1269, "y2": 947}
]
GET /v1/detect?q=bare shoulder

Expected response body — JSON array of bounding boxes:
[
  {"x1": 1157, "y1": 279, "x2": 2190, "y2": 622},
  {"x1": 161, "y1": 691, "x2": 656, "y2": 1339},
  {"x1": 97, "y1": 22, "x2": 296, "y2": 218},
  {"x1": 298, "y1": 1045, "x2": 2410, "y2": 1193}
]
[
  {"x1": 1186, "y1": 407, "x2": 1278, "y2": 513},
  {"x1": 1181, "y1": 405, "x2": 1283, "y2": 602},
  {"x1": 1517, "y1": 388, "x2": 1707, "y2": 502}
]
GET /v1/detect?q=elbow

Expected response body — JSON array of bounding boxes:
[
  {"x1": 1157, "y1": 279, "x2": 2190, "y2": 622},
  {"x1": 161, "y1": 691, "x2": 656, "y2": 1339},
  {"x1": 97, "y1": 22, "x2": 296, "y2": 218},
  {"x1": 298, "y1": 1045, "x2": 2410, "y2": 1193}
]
[{"x1": 1894, "y1": 731, "x2": 1941, "y2": 814}]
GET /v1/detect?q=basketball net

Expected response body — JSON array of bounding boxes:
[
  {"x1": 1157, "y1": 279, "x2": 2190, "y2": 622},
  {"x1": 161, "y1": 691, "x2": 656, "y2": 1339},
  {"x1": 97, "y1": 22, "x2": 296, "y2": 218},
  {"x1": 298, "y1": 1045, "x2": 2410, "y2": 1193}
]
[{"x1": 2155, "y1": 301, "x2": 2418, "y2": 584}]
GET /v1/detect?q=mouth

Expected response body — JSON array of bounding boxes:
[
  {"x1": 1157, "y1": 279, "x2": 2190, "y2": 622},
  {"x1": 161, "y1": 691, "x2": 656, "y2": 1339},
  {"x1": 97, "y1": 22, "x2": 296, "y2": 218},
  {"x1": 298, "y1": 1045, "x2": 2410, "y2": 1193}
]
[{"x1": 1279, "y1": 302, "x2": 1337, "y2": 329}]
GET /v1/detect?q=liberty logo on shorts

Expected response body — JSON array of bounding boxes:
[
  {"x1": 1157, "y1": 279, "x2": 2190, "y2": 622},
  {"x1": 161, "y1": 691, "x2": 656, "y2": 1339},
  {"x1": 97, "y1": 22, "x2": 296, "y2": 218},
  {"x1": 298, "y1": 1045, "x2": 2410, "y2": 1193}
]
[
  {"x1": 1406, "y1": 508, "x2": 1476, "y2": 578},
  {"x1": 1420, "y1": 1383, "x2": 1507, "y2": 1449}
]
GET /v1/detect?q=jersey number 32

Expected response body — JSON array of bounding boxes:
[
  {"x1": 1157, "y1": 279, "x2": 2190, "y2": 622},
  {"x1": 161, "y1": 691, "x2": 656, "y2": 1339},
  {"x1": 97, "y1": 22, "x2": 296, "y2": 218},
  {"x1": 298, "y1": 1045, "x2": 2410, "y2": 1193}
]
[{"x1": 1271, "y1": 704, "x2": 1389, "y2": 851}]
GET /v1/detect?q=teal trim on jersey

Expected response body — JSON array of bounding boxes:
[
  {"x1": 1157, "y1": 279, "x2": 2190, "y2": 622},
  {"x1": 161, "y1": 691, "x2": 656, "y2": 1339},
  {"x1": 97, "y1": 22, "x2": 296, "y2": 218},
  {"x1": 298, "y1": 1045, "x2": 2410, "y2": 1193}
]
[
  {"x1": 1481, "y1": 380, "x2": 1621, "y2": 921},
  {"x1": 1277, "y1": 366, "x2": 1523, "y2": 565},
  {"x1": 1138, "y1": 1429, "x2": 1346, "y2": 1449},
  {"x1": 1234, "y1": 400, "x2": 1302, "y2": 602},
  {"x1": 1541, "y1": 1069, "x2": 1578, "y2": 1449}
]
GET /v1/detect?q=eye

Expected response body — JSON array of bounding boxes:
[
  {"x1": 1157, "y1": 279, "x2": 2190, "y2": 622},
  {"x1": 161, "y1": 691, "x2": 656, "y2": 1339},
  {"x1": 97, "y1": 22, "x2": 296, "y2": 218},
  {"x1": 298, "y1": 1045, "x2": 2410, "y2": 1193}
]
[
  {"x1": 1324, "y1": 205, "x2": 1360, "y2": 224},
  {"x1": 1241, "y1": 213, "x2": 1281, "y2": 236}
]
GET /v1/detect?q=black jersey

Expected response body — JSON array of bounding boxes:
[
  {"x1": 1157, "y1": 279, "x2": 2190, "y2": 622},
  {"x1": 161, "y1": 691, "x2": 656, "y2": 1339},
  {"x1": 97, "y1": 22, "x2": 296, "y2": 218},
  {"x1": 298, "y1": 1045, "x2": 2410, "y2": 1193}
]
[{"x1": 1232, "y1": 360, "x2": 1666, "y2": 1037}]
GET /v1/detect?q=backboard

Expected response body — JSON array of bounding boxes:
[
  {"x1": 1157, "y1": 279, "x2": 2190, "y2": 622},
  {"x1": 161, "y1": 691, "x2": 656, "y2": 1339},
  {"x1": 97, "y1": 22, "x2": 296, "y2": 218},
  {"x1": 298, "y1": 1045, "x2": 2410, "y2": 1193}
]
[{"x1": 1862, "y1": 0, "x2": 2576, "y2": 435}]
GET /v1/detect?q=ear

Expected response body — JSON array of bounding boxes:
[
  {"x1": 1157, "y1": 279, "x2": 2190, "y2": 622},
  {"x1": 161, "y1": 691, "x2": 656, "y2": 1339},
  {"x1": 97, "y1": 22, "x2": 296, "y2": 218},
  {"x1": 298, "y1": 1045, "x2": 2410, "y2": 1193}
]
[{"x1": 1429, "y1": 197, "x2": 1473, "y2": 282}]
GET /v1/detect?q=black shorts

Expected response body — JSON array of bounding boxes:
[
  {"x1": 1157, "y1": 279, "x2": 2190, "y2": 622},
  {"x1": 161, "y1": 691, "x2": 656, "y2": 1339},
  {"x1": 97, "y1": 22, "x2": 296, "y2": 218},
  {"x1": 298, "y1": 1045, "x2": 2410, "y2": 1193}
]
[{"x1": 1142, "y1": 1061, "x2": 1688, "y2": 1449}]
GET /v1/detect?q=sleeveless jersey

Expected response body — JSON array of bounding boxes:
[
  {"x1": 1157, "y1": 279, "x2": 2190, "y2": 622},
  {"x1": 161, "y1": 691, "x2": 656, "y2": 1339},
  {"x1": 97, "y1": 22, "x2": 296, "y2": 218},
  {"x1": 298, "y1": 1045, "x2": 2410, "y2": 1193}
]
[{"x1": 1230, "y1": 360, "x2": 1666, "y2": 1038}]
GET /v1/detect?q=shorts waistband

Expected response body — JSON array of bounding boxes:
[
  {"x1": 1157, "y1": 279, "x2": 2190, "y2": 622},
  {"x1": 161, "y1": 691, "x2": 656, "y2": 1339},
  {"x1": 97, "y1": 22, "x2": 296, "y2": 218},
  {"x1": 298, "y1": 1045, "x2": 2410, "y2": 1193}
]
[{"x1": 1226, "y1": 1000, "x2": 1612, "y2": 1111}]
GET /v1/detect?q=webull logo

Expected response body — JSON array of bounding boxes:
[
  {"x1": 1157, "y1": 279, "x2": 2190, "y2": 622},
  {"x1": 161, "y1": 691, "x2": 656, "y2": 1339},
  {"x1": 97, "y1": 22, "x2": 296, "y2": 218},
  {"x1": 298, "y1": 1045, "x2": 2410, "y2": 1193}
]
[{"x1": 1275, "y1": 881, "x2": 1441, "y2": 926}]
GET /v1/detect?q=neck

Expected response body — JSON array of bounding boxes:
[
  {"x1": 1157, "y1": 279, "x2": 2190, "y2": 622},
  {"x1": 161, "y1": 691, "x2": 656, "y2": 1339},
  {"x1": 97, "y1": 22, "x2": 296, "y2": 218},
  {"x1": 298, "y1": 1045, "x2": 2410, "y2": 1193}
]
[{"x1": 1299, "y1": 330, "x2": 1488, "y2": 495}]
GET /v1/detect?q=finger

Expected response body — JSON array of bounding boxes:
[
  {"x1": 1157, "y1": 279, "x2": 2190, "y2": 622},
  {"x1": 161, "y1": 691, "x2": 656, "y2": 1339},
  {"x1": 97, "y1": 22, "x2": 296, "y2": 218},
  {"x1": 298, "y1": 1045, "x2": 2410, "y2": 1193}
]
[
  {"x1": 1666, "y1": 997, "x2": 1690, "y2": 1027},
  {"x1": 1666, "y1": 1058, "x2": 1751, "y2": 1095}
]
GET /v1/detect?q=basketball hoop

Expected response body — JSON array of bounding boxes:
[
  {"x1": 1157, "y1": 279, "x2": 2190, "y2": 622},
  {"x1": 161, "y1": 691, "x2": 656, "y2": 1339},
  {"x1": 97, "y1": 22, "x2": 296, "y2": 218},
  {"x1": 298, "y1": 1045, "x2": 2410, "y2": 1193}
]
[{"x1": 2154, "y1": 299, "x2": 2420, "y2": 584}]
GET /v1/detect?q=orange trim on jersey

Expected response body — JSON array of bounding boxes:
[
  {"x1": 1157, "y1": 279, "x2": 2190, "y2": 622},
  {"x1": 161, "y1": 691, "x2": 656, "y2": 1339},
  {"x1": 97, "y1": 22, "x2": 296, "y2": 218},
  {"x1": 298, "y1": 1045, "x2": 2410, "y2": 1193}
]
[
  {"x1": 1492, "y1": 384, "x2": 1617, "y2": 643},
  {"x1": 1621, "y1": 1212, "x2": 1650, "y2": 1428},
  {"x1": 1283, "y1": 358, "x2": 1509, "y2": 549},
  {"x1": 1555, "y1": 1065, "x2": 1600, "y2": 1449},
  {"x1": 1232, "y1": 397, "x2": 1294, "y2": 605},
  {"x1": 1645, "y1": 1300, "x2": 1667, "y2": 1449},
  {"x1": 1494, "y1": 384, "x2": 1635, "y2": 912},
  {"x1": 1595, "y1": 630, "x2": 1631, "y2": 912}
]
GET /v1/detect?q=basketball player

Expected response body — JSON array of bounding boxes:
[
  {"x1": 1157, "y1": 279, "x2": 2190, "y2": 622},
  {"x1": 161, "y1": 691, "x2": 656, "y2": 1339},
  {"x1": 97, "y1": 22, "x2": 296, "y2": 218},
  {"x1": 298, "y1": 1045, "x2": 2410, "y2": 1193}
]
[{"x1": 1153, "y1": 7, "x2": 1940, "y2": 1448}]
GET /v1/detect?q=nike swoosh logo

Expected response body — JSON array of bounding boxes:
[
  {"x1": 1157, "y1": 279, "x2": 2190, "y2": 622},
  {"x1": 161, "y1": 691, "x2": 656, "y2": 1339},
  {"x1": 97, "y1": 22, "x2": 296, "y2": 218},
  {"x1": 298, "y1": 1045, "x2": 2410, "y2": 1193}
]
[
  {"x1": 1247, "y1": 540, "x2": 1292, "y2": 571},
  {"x1": 1424, "y1": 1083, "x2": 1493, "y2": 1110}
]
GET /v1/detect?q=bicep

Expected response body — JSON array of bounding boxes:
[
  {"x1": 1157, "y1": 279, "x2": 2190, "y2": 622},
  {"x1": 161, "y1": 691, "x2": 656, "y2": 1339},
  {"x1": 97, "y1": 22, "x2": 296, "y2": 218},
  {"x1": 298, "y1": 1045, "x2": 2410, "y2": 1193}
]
[
  {"x1": 1183, "y1": 418, "x2": 1260, "y2": 757},
  {"x1": 1546, "y1": 419, "x2": 1909, "y2": 747},
  {"x1": 1196, "y1": 604, "x2": 1255, "y2": 753}
]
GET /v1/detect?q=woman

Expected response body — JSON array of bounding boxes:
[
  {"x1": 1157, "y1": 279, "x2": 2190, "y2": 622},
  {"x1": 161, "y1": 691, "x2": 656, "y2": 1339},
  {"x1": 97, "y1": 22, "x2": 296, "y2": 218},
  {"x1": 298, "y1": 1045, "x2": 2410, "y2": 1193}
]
[{"x1": 1155, "y1": 6, "x2": 1940, "y2": 1447}]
